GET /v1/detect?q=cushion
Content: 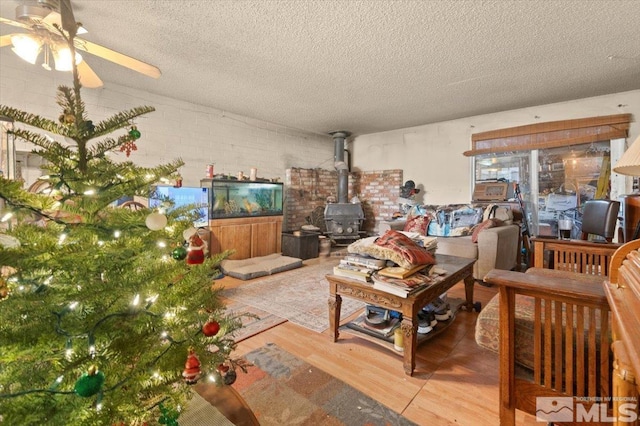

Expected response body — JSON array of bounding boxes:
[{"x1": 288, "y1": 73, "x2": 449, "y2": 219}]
[
  {"x1": 470, "y1": 218, "x2": 503, "y2": 243},
  {"x1": 403, "y1": 214, "x2": 430, "y2": 235},
  {"x1": 221, "y1": 254, "x2": 303, "y2": 280},
  {"x1": 475, "y1": 293, "x2": 537, "y2": 370},
  {"x1": 435, "y1": 235, "x2": 478, "y2": 259}
]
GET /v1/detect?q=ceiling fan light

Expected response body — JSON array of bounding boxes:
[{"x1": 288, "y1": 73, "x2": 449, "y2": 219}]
[
  {"x1": 53, "y1": 47, "x2": 83, "y2": 71},
  {"x1": 10, "y1": 34, "x2": 43, "y2": 64}
]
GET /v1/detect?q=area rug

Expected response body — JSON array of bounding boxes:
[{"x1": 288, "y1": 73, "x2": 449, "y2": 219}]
[
  {"x1": 224, "y1": 301, "x2": 287, "y2": 342},
  {"x1": 234, "y1": 343, "x2": 417, "y2": 426},
  {"x1": 221, "y1": 261, "x2": 365, "y2": 333},
  {"x1": 181, "y1": 392, "x2": 234, "y2": 426}
]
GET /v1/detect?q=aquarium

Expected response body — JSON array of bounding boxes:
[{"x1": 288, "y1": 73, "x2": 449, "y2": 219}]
[
  {"x1": 201, "y1": 179, "x2": 283, "y2": 219},
  {"x1": 149, "y1": 186, "x2": 209, "y2": 227}
]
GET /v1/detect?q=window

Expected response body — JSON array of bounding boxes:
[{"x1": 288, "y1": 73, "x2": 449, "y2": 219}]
[{"x1": 468, "y1": 114, "x2": 631, "y2": 239}]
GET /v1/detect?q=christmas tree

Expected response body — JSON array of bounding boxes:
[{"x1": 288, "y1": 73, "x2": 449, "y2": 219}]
[{"x1": 0, "y1": 27, "x2": 241, "y2": 426}]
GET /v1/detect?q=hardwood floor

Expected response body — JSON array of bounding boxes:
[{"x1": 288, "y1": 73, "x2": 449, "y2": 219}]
[{"x1": 221, "y1": 255, "x2": 538, "y2": 425}]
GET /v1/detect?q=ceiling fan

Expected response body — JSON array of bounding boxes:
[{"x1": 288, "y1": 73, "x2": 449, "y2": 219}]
[{"x1": 0, "y1": 0, "x2": 161, "y2": 88}]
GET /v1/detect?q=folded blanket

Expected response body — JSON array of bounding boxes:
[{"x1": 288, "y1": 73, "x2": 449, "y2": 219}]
[{"x1": 374, "y1": 230, "x2": 436, "y2": 266}]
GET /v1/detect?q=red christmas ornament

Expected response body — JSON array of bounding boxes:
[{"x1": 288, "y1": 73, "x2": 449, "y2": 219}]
[
  {"x1": 202, "y1": 320, "x2": 220, "y2": 337},
  {"x1": 182, "y1": 348, "x2": 201, "y2": 384}
]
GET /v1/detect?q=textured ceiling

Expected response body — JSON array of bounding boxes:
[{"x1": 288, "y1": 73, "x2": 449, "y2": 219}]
[{"x1": 1, "y1": 0, "x2": 639, "y2": 136}]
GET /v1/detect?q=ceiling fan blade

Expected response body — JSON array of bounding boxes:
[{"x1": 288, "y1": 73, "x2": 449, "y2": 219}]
[
  {"x1": 75, "y1": 38, "x2": 161, "y2": 79},
  {"x1": 0, "y1": 16, "x2": 32, "y2": 30},
  {"x1": 77, "y1": 61, "x2": 103, "y2": 88},
  {"x1": 1, "y1": 34, "x2": 14, "y2": 48},
  {"x1": 42, "y1": 11, "x2": 62, "y2": 29},
  {"x1": 58, "y1": 0, "x2": 77, "y2": 36}
]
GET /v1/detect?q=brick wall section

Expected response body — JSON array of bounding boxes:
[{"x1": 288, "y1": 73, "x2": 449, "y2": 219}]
[
  {"x1": 284, "y1": 168, "x2": 337, "y2": 231},
  {"x1": 284, "y1": 167, "x2": 403, "y2": 234},
  {"x1": 355, "y1": 169, "x2": 403, "y2": 233}
]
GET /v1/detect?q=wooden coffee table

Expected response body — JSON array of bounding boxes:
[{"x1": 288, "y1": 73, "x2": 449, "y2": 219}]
[{"x1": 327, "y1": 253, "x2": 477, "y2": 376}]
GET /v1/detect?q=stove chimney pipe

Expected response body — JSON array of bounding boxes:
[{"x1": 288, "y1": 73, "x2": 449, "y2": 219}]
[{"x1": 329, "y1": 130, "x2": 351, "y2": 204}]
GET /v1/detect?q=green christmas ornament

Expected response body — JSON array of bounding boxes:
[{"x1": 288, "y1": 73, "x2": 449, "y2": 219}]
[
  {"x1": 158, "y1": 403, "x2": 179, "y2": 426},
  {"x1": 83, "y1": 120, "x2": 95, "y2": 133},
  {"x1": 129, "y1": 126, "x2": 141, "y2": 140},
  {"x1": 74, "y1": 365, "x2": 105, "y2": 397},
  {"x1": 171, "y1": 246, "x2": 187, "y2": 260}
]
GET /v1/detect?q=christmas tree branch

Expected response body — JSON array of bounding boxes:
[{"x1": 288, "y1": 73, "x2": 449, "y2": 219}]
[
  {"x1": 0, "y1": 106, "x2": 64, "y2": 134},
  {"x1": 0, "y1": 388, "x2": 75, "y2": 398},
  {"x1": 91, "y1": 107, "x2": 156, "y2": 139}
]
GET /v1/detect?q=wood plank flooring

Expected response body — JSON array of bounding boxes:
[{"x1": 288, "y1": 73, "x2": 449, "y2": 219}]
[{"x1": 220, "y1": 255, "x2": 538, "y2": 425}]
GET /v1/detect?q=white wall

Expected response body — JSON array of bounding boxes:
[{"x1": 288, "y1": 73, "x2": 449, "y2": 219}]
[
  {"x1": 0, "y1": 50, "x2": 334, "y2": 188},
  {"x1": 351, "y1": 90, "x2": 640, "y2": 205}
]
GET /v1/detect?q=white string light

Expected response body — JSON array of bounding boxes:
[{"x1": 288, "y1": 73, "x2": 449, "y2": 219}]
[{"x1": 145, "y1": 294, "x2": 159, "y2": 308}]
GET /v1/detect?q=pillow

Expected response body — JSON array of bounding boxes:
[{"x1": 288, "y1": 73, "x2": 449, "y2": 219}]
[
  {"x1": 471, "y1": 218, "x2": 503, "y2": 243},
  {"x1": 374, "y1": 230, "x2": 436, "y2": 267},
  {"x1": 403, "y1": 214, "x2": 431, "y2": 235},
  {"x1": 347, "y1": 236, "x2": 411, "y2": 268}
]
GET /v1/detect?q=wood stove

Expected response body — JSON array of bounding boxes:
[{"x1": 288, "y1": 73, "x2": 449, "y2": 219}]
[{"x1": 324, "y1": 131, "x2": 364, "y2": 244}]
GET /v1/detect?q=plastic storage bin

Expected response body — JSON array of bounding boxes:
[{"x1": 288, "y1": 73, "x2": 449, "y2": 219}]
[{"x1": 281, "y1": 231, "x2": 319, "y2": 260}]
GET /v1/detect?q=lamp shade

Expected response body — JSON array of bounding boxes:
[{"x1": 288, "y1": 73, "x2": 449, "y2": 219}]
[
  {"x1": 53, "y1": 47, "x2": 83, "y2": 71},
  {"x1": 11, "y1": 34, "x2": 42, "y2": 64},
  {"x1": 613, "y1": 135, "x2": 640, "y2": 176}
]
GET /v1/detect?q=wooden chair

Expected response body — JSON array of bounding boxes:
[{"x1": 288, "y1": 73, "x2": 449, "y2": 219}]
[
  {"x1": 481, "y1": 238, "x2": 621, "y2": 425},
  {"x1": 532, "y1": 237, "x2": 621, "y2": 276}
]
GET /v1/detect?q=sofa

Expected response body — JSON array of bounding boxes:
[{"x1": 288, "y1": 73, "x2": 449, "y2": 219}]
[{"x1": 378, "y1": 204, "x2": 520, "y2": 280}]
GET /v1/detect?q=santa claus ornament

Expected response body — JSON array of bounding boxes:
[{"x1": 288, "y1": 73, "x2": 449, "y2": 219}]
[
  {"x1": 186, "y1": 233, "x2": 206, "y2": 265},
  {"x1": 182, "y1": 348, "x2": 201, "y2": 384}
]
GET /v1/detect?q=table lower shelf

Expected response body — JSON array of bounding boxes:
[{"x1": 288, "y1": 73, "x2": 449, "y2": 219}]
[{"x1": 339, "y1": 314, "x2": 456, "y2": 353}]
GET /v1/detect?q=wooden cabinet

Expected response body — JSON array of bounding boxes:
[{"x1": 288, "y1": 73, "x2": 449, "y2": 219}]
[{"x1": 208, "y1": 216, "x2": 283, "y2": 260}]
